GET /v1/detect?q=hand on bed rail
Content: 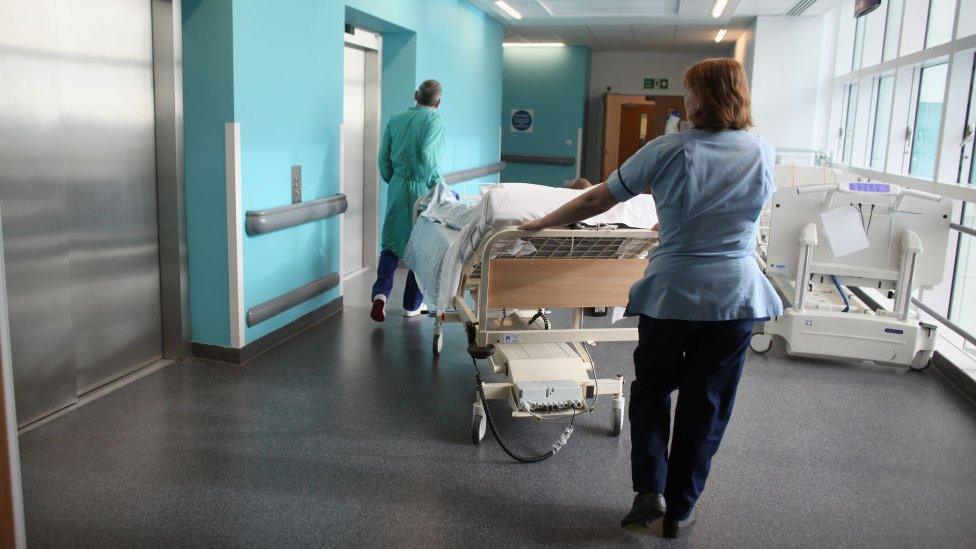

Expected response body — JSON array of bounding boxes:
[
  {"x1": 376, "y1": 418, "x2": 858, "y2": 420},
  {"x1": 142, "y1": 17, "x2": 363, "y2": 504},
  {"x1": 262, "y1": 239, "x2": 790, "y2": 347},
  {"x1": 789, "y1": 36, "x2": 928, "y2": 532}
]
[{"x1": 517, "y1": 183, "x2": 620, "y2": 231}]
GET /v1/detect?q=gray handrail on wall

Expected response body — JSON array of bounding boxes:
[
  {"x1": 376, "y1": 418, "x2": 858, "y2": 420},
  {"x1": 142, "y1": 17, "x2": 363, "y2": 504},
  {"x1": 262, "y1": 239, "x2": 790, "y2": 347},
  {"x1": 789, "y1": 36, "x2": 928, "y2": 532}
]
[
  {"x1": 242, "y1": 161, "x2": 505, "y2": 323},
  {"x1": 442, "y1": 161, "x2": 506, "y2": 184},
  {"x1": 246, "y1": 272, "x2": 341, "y2": 327},
  {"x1": 245, "y1": 161, "x2": 506, "y2": 236},
  {"x1": 501, "y1": 154, "x2": 575, "y2": 166},
  {"x1": 245, "y1": 194, "x2": 348, "y2": 236}
]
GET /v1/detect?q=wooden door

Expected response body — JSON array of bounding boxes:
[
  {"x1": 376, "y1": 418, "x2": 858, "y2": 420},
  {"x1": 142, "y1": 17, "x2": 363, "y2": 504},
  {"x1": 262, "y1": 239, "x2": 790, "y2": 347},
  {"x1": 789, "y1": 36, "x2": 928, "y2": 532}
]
[{"x1": 618, "y1": 104, "x2": 655, "y2": 165}]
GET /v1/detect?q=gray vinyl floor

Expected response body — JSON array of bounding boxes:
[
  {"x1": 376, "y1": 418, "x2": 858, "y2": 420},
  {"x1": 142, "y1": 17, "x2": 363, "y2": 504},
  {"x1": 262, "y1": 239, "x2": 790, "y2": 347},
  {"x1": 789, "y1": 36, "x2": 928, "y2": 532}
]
[{"x1": 18, "y1": 270, "x2": 976, "y2": 548}]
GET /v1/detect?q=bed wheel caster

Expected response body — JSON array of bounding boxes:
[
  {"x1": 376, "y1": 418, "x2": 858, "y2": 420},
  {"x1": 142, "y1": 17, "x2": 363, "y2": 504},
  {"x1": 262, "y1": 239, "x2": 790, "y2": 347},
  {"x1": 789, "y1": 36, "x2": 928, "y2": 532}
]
[
  {"x1": 611, "y1": 394, "x2": 625, "y2": 437},
  {"x1": 472, "y1": 402, "x2": 486, "y2": 444},
  {"x1": 909, "y1": 351, "x2": 933, "y2": 371},
  {"x1": 432, "y1": 334, "x2": 442, "y2": 356},
  {"x1": 750, "y1": 333, "x2": 772, "y2": 354}
]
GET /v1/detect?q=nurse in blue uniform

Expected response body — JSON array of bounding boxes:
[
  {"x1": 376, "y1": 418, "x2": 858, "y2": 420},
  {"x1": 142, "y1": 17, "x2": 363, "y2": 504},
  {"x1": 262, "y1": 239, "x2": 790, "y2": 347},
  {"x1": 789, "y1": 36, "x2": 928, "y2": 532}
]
[{"x1": 518, "y1": 58, "x2": 782, "y2": 538}]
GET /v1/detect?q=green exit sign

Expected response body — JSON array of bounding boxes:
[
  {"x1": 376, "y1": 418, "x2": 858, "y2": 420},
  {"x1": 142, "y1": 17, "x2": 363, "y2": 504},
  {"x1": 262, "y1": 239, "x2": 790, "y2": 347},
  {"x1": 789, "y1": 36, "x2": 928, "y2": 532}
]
[{"x1": 643, "y1": 78, "x2": 669, "y2": 90}]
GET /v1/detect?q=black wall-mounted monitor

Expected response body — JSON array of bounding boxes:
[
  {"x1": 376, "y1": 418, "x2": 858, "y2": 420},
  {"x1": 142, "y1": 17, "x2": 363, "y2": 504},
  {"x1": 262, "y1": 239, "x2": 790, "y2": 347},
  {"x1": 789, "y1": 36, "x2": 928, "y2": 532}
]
[{"x1": 855, "y1": 0, "x2": 882, "y2": 18}]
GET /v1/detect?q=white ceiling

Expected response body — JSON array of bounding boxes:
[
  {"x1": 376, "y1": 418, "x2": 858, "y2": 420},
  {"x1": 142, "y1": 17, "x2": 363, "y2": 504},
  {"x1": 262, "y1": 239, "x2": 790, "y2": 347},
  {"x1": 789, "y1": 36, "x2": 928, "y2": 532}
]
[{"x1": 470, "y1": 0, "x2": 840, "y2": 52}]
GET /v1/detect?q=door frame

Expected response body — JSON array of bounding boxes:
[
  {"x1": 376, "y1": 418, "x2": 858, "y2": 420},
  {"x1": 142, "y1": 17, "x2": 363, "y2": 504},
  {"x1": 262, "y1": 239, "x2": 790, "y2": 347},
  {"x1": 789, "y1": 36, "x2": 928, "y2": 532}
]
[
  {"x1": 601, "y1": 94, "x2": 655, "y2": 180},
  {"x1": 152, "y1": 0, "x2": 190, "y2": 360},
  {"x1": 341, "y1": 28, "x2": 382, "y2": 281}
]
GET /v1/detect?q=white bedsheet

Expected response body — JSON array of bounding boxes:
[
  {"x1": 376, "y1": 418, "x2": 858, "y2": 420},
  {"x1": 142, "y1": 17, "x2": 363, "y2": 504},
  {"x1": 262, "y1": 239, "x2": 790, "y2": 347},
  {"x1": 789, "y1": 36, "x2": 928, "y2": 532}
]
[{"x1": 405, "y1": 182, "x2": 658, "y2": 311}]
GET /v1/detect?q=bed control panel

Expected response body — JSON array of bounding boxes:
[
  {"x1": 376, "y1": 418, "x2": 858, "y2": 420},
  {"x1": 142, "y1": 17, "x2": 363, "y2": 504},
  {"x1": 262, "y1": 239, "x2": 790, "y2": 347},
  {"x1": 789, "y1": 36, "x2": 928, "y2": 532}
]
[
  {"x1": 845, "y1": 182, "x2": 897, "y2": 194},
  {"x1": 516, "y1": 380, "x2": 585, "y2": 413}
]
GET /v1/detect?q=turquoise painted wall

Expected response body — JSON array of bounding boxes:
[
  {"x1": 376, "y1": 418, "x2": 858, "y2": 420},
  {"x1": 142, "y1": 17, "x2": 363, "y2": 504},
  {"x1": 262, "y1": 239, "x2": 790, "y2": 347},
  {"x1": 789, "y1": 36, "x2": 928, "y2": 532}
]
[
  {"x1": 182, "y1": 0, "x2": 502, "y2": 347},
  {"x1": 182, "y1": 0, "x2": 235, "y2": 346},
  {"x1": 233, "y1": 1, "x2": 346, "y2": 343},
  {"x1": 501, "y1": 46, "x2": 590, "y2": 186},
  {"x1": 347, "y1": 0, "x2": 504, "y2": 213}
]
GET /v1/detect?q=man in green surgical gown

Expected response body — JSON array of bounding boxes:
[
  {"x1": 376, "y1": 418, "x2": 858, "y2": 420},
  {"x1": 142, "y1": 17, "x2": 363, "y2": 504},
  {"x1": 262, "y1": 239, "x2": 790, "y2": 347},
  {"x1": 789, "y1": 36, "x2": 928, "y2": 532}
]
[{"x1": 369, "y1": 79, "x2": 446, "y2": 322}]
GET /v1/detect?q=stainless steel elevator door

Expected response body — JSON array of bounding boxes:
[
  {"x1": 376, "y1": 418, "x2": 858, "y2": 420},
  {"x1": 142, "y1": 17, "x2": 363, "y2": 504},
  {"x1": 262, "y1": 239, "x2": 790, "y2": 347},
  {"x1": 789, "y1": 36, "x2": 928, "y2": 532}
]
[
  {"x1": 0, "y1": 0, "x2": 163, "y2": 424},
  {"x1": 342, "y1": 46, "x2": 366, "y2": 276}
]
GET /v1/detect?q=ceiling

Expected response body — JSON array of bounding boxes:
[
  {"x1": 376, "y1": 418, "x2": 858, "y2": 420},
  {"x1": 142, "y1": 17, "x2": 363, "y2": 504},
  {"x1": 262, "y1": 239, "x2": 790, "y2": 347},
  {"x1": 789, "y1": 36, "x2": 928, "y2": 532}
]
[{"x1": 469, "y1": 0, "x2": 839, "y2": 52}]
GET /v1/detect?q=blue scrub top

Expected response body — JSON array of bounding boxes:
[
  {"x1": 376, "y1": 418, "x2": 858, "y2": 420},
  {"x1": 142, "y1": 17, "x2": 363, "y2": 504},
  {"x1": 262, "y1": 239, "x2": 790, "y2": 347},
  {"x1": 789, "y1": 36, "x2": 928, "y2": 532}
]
[{"x1": 606, "y1": 129, "x2": 783, "y2": 321}]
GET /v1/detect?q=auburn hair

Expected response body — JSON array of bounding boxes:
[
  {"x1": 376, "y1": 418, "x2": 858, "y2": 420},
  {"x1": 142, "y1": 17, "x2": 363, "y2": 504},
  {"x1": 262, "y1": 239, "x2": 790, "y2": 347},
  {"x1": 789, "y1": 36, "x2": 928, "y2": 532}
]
[{"x1": 683, "y1": 58, "x2": 752, "y2": 130}]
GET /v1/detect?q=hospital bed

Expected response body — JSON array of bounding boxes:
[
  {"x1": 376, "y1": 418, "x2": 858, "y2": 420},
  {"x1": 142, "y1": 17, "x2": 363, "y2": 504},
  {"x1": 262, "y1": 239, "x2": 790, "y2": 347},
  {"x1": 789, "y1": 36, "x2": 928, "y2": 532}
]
[
  {"x1": 408, "y1": 183, "x2": 657, "y2": 445},
  {"x1": 753, "y1": 165, "x2": 951, "y2": 369}
]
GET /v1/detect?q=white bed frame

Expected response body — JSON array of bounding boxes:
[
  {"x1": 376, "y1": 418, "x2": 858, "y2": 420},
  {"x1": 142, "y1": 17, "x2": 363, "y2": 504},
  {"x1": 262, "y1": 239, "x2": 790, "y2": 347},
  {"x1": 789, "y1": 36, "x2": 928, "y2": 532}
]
[
  {"x1": 753, "y1": 165, "x2": 951, "y2": 369},
  {"x1": 424, "y1": 220, "x2": 657, "y2": 442}
]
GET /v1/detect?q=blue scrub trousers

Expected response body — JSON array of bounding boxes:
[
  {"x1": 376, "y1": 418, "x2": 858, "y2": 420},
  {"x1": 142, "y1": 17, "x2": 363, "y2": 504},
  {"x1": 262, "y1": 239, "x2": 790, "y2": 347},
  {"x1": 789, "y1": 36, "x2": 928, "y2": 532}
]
[
  {"x1": 629, "y1": 315, "x2": 755, "y2": 520},
  {"x1": 371, "y1": 249, "x2": 424, "y2": 311}
]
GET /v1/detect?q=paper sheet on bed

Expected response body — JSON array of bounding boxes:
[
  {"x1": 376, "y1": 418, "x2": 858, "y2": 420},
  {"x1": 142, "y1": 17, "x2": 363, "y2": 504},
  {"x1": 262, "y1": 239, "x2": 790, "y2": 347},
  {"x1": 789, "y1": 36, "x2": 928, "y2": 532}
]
[{"x1": 405, "y1": 182, "x2": 658, "y2": 311}]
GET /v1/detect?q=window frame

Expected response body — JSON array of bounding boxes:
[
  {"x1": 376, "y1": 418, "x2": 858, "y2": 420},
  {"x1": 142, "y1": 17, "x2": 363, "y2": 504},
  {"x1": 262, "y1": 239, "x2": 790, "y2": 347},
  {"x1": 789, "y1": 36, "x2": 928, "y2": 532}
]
[
  {"x1": 924, "y1": 0, "x2": 958, "y2": 50},
  {"x1": 958, "y1": 52, "x2": 976, "y2": 183},
  {"x1": 882, "y1": 0, "x2": 906, "y2": 62},
  {"x1": 841, "y1": 82, "x2": 860, "y2": 164},
  {"x1": 866, "y1": 73, "x2": 895, "y2": 170},
  {"x1": 906, "y1": 60, "x2": 949, "y2": 178}
]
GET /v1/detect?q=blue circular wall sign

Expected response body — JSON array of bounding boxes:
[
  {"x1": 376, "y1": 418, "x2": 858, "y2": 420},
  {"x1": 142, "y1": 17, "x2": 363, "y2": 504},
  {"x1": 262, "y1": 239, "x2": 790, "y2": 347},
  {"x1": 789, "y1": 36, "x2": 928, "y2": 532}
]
[{"x1": 511, "y1": 109, "x2": 533, "y2": 132}]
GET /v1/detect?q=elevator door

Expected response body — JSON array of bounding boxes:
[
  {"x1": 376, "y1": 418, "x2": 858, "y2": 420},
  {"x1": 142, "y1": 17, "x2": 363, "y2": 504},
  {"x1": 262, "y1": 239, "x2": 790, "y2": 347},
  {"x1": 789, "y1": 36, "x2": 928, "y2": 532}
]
[
  {"x1": 342, "y1": 45, "x2": 367, "y2": 276},
  {"x1": 0, "y1": 0, "x2": 163, "y2": 425}
]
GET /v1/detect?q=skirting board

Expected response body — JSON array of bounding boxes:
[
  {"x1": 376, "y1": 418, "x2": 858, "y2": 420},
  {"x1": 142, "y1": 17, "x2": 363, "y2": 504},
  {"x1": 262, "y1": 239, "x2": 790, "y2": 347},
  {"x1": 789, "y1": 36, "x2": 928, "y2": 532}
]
[
  {"x1": 931, "y1": 351, "x2": 976, "y2": 406},
  {"x1": 192, "y1": 296, "x2": 343, "y2": 364}
]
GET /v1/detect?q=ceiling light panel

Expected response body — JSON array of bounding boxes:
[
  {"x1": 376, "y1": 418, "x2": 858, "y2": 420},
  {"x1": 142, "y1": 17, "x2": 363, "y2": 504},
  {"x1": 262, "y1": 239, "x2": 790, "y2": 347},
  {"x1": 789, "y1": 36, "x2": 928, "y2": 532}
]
[
  {"x1": 502, "y1": 0, "x2": 679, "y2": 18},
  {"x1": 495, "y1": 1, "x2": 523, "y2": 19}
]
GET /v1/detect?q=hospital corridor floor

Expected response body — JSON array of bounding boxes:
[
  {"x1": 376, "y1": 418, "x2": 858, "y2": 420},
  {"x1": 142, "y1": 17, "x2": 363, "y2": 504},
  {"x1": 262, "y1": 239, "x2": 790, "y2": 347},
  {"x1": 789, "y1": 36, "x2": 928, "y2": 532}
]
[{"x1": 18, "y1": 270, "x2": 976, "y2": 548}]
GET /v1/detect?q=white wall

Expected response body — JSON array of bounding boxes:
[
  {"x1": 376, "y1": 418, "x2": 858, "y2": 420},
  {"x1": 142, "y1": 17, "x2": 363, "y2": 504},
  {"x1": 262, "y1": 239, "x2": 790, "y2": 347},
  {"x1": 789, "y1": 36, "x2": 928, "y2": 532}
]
[
  {"x1": 750, "y1": 16, "x2": 828, "y2": 151},
  {"x1": 584, "y1": 50, "x2": 722, "y2": 180},
  {"x1": 734, "y1": 22, "x2": 755, "y2": 82}
]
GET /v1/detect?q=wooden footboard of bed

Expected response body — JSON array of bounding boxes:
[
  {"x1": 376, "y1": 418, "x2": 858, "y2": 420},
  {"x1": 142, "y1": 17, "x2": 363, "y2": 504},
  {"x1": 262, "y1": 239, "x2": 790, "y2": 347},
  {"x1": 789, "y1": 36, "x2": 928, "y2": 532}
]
[{"x1": 486, "y1": 258, "x2": 647, "y2": 308}]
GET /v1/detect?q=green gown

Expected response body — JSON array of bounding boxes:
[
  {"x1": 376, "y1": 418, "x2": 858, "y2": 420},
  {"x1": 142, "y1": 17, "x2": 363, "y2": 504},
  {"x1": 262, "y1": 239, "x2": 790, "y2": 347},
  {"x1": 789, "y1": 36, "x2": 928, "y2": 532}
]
[{"x1": 378, "y1": 106, "x2": 446, "y2": 257}]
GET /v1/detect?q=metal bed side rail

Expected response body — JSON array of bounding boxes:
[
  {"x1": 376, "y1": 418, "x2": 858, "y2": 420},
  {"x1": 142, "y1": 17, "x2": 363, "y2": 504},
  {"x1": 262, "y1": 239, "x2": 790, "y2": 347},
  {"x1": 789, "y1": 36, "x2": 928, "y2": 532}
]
[{"x1": 463, "y1": 226, "x2": 654, "y2": 279}]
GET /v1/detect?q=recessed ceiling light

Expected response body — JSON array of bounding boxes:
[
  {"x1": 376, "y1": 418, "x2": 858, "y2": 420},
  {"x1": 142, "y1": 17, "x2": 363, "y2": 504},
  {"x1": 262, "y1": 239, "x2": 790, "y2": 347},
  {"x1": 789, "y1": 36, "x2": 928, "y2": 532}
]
[
  {"x1": 714, "y1": 28, "x2": 728, "y2": 43},
  {"x1": 711, "y1": 0, "x2": 728, "y2": 18},
  {"x1": 495, "y1": 1, "x2": 523, "y2": 20},
  {"x1": 502, "y1": 42, "x2": 566, "y2": 47},
  {"x1": 536, "y1": 0, "x2": 555, "y2": 16}
]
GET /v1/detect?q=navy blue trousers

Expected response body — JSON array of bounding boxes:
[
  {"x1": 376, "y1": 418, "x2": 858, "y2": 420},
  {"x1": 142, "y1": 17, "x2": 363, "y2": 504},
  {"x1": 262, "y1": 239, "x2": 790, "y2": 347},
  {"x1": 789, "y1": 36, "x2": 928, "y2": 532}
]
[
  {"x1": 629, "y1": 315, "x2": 754, "y2": 520},
  {"x1": 371, "y1": 249, "x2": 424, "y2": 311}
]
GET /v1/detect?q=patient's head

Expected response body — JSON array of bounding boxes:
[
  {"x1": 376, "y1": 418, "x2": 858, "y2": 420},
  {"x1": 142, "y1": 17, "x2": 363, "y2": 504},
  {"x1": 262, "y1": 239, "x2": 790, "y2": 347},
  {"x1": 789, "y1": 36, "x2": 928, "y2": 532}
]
[{"x1": 566, "y1": 177, "x2": 593, "y2": 190}]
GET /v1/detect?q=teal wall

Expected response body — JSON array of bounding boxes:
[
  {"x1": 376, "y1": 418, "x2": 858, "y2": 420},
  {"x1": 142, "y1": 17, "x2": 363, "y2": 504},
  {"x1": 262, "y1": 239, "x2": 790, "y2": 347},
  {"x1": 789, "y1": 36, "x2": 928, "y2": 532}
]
[
  {"x1": 182, "y1": 0, "x2": 502, "y2": 347},
  {"x1": 233, "y1": 1, "x2": 346, "y2": 343},
  {"x1": 347, "y1": 0, "x2": 504, "y2": 205},
  {"x1": 182, "y1": 0, "x2": 236, "y2": 346},
  {"x1": 501, "y1": 46, "x2": 590, "y2": 186}
]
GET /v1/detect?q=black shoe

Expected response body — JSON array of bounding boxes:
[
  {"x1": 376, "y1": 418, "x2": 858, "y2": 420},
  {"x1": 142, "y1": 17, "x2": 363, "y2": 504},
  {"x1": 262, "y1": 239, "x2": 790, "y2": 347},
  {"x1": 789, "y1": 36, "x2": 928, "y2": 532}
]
[
  {"x1": 662, "y1": 510, "x2": 696, "y2": 538},
  {"x1": 620, "y1": 493, "x2": 666, "y2": 528}
]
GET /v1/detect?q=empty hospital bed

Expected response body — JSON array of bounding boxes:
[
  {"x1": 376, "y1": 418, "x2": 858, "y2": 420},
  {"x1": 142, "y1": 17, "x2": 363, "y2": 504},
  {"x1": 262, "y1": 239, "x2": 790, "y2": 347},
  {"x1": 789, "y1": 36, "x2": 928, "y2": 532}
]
[{"x1": 753, "y1": 165, "x2": 951, "y2": 369}]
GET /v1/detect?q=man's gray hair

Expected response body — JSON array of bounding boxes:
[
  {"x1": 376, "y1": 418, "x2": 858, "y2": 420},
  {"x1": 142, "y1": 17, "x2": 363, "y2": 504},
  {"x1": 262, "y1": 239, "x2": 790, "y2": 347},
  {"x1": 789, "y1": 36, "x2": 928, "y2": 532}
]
[{"x1": 415, "y1": 79, "x2": 442, "y2": 106}]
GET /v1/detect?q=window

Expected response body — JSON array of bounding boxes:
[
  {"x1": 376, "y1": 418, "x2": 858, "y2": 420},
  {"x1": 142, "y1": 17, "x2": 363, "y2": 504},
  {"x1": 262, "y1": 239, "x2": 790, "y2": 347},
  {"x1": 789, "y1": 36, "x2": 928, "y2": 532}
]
[
  {"x1": 962, "y1": 57, "x2": 976, "y2": 184},
  {"x1": 842, "y1": 83, "x2": 859, "y2": 164},
  {"x1": 925, "y1": 0, "x2": 956, "y2": 48},
  {"x1": 909, "y1": 62, "x2": 948, "y2": 178},
  {"x1": 869, "y1": 75, "x2": 895, "y2": 169},
  {"x1": 949, "y1": 209, "x2": 976, "y2": 342},
  {"x1": 883, "y1": 0, "x2": 905, "y2": 61},
  {"x1": 852, "y1": 16, "x2": 866, "y2": 70},
  {"x1": 959, "y1": 0, "x2": 976, "y2": 39}
]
